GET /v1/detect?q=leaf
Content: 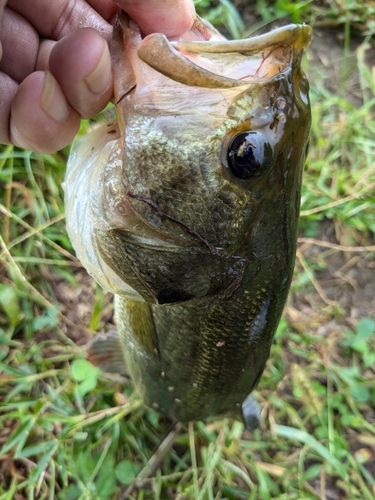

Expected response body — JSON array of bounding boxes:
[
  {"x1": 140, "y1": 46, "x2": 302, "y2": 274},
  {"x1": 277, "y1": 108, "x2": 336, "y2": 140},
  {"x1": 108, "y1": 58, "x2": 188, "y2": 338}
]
[
  {"x1": 115, "y1": 460, "x2": 140, "y2": 485},
  {"x1": 17, "y1": 439, "x2": 59, "y2": 459},
  {"x1": 356, "y1": 318, "x2": 375, "y2": 337},
  {"x1": 341, "y1": 413, "x2": 362, "y2": 428},
  {"x1": 350, "y1": 384, "x2": 370, "y2": 403},
  {"x1": 77, "y1": 376, "x2": 98, "y2": 397},
  {"x1": 96, "y1": 470, "x2": 117, "y2": 497},
  {"x1": 71, "y1": 359, "x2": 101, "y2": 397},
  {"x1": 60, "y1": 484, "x2": 82, "y2": 500},
  {"x1": 0, "y1": 415, "x2": 36, "y2": 455},
  {"x1": 28, "y1": 440, "x2": 57, "y2": 486},
  {"x1": 71, "y1": 359, "x2": 100, "y2": 382},
  {"x1": 303, "y1": 463, "x2": 321, "y2": 481},
  {"x1": 364, "y1": 351, "x2": 375, "y2": 369},
  {"x1": 0, "y1": 284, "x2": 22, "y2": 327},
  {"x1": 351, "y1": 339, "x2": 367, "y2": 354},
  {"x1": 32, "y1": 312, "x2": 59, "y2": 333},
  {"x1": 76, "y1": 452, "x2": 97, "y2": 483}
]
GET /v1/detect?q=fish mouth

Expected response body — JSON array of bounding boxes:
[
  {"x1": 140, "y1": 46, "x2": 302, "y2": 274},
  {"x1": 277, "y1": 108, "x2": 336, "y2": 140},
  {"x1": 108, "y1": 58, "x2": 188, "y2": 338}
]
[{"x1": 113, "y1": 12, "x2": 312, "y2": 101}]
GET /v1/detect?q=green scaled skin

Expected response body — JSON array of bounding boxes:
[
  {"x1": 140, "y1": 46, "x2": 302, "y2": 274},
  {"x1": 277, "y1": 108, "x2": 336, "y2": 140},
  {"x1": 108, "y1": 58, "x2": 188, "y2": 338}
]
[{"x1": 64, "y1": 11, "x2": 312, "y2": 429}]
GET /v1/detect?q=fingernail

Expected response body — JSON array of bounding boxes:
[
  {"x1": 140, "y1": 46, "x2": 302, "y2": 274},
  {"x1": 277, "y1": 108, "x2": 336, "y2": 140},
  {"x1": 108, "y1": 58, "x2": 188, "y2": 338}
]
[
  {"x1": 84, "y1": 39, "x2": 111, "y2": 95},
  {"x1": 40, "y1": 71, "x2": 69, "y2": 123}
]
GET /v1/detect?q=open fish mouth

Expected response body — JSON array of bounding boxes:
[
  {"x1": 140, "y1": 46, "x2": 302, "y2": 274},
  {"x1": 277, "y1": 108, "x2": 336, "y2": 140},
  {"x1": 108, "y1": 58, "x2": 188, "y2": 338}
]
[{"x1": 113, "y1": 11, "x2": 312, "y2": 106}]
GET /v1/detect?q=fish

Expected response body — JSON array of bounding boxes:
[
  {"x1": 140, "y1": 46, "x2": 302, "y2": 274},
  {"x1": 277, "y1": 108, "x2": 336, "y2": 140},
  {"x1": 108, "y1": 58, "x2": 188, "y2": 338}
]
[{"x1": 64, "y1": 11, "x2": 312, "y2": 430}]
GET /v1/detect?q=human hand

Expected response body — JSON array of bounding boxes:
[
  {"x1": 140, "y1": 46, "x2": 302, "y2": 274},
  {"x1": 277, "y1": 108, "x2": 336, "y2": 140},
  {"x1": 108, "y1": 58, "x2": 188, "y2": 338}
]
[{"x1": 0, "y1": 0, "x2": 195, "y2": 153}]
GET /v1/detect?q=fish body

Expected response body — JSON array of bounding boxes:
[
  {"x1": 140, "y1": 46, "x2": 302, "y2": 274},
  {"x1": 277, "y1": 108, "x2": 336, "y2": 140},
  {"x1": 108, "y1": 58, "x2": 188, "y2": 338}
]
[{"x1": 64, "y1": 12, "x2": 311, "y2": 427}]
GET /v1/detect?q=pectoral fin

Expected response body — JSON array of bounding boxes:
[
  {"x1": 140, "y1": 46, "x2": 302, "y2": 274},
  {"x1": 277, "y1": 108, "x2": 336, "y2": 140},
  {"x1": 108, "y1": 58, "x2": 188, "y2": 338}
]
[{"x1": 87, "y1": 331, "x2": 127, "y2": 374}]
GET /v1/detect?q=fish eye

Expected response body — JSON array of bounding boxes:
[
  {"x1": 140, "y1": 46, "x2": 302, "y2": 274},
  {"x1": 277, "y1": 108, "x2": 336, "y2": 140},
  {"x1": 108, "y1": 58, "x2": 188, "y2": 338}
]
[{"x1": 227, "y1": 132, "x2": 266, "y2": 180}]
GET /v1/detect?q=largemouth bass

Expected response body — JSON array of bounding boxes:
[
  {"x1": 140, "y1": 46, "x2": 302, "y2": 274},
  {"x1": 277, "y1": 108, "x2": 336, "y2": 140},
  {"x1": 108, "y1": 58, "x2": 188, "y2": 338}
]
[{"x1": 64, "y1": 11, "x2": 311, "y2": 429}]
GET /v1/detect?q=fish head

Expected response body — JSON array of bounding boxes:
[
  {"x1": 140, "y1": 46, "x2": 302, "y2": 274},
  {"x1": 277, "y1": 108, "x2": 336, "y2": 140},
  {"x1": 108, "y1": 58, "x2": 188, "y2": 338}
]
[{"x1": 64, "y1": 12, "x2": 311, "y2": 305}]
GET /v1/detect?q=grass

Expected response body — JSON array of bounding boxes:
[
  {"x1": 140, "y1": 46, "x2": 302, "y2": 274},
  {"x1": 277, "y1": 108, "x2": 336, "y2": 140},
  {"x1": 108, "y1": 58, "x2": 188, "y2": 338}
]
[{"x1": 1, "y1": 1, "x2": 375, "y2": 498}]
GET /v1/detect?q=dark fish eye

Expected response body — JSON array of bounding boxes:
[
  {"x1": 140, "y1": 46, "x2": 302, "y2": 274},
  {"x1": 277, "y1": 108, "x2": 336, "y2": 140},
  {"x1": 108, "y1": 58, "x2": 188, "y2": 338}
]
[{"x1": 227, "y1": 132, "x2": 266, "y2": 179}]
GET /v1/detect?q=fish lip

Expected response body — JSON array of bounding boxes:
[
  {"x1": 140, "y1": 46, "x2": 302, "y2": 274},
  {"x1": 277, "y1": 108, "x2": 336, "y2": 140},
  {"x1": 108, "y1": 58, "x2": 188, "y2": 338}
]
[
  {"x1": 171, "y1": 23, "x2": 312, "y2": 53},
  {"x1": 136, "y1": 22, "x2": 312, "y2": 88},
  {"x1": 138, "y1": 33, "x2": 248, "y2": 89}
]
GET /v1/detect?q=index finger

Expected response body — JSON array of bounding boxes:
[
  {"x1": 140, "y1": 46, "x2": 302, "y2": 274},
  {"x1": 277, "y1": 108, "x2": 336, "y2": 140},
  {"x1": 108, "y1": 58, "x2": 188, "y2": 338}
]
[
  {"x1": 7, "y1": 0, "x2": 195, "y2": 42},
  {"x1": 0, "y1": 0, "x2": 6, "y2": 18},
  {"x1": 7, "y1": 0, "x2": 113, "y2": 40},
  {"x1": 116, "y1": 0, "x2": 195, "y2": 37},
  {"x1": 0, "y1": 0, "x2": 7, "y2": 59}
]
